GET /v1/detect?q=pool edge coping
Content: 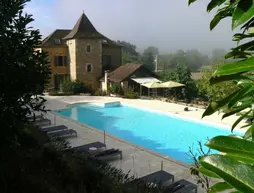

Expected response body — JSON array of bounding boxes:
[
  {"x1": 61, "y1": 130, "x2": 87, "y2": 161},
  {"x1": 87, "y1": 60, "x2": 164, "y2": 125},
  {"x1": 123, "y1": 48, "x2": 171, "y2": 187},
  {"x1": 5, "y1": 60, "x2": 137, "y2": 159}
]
[{"x1": 51, "y1": 111, "x2": 191, "y2": 169}]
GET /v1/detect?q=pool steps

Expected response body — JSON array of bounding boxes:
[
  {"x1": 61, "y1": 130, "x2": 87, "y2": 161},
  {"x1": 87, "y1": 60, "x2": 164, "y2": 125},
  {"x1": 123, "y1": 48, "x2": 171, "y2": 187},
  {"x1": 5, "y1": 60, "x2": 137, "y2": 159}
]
[{"x1": 104, "y1": 101, "x2": 121, "y2": 108}]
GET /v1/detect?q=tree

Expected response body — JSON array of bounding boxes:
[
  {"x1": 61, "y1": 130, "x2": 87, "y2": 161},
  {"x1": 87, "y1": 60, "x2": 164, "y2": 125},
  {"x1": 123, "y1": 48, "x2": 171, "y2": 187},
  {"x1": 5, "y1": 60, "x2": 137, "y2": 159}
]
[
  {"x1": 159, "y1": 64, "x2": 197, "y2": 101},
  {"x1": 169, "y1": 50, "x2": 187, "y2": 68},
  {"x1": 185, "y1": 49, "x2": 210, "y2": 72},
  {"x1": 143, "y1": 52, "x2": 155, "y2": 71},
  {"x1": 161, "y1": 49, "x2": 210, "y2": 72},
  {"x1": 189, "y1": 0, "x2": 254, "y2": 192},
  {"x1": 141, "y1": 46, "x2": 159, "y2": 71},
  {"x1": 197, "y1": 62, "x2": 237, "y2": 101},
  {"x1": 122, "y1": 52, "x2": 141, "y2": 64},
  {"x1": 116, "y1": 40, "x2": 141, "y2": 64},
  {"x1": 157, "y1": 53, "x2": 173, "y2": 71},
  {"x1": 143, "y1": 46, "x2": 159, "y2": 56},
  {"x1": 0, "y1": 0, "x2": 50, "y2": 145}
]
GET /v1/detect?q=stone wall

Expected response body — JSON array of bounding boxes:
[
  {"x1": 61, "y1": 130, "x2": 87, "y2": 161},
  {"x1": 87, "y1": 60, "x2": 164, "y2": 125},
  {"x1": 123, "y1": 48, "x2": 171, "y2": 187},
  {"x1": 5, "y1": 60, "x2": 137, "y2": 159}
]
[
  {"x1": 66, "y1": 39, "x2": 76, "y2": 80},
  {"x1": 75, "y1": 39, "x2": 102, "y2": 91},
  {"x1": 102, "y1": 45, "x2": 122, "y2": 68},
  {"x1": 40, "y1": 39, "x2": 122, "y2": 92},
  {"x1": 41, "y1": 47, "x2": 69, "y2": 89}
]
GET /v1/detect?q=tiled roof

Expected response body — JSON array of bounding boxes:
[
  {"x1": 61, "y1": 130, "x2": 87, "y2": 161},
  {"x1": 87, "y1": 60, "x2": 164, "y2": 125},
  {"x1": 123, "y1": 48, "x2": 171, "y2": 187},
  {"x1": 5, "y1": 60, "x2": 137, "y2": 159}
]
[
  {"x1": 63, "y1": 13, "x2": 105, "y2": 40},
  {"x1": 39, "y1": 29, "x2": 71, "y2": 46},
  {"x1": 38, "y1": 13, "x2": 122, "y2": 48},
  {"x1": 101, "y1": 64, "x2": 143, "y2": 82}
]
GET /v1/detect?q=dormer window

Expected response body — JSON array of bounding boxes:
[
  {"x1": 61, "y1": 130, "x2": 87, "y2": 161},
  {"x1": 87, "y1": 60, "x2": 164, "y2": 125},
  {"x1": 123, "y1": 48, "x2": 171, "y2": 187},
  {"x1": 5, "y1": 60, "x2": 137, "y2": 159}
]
[
  {"x1": 86, "y1": 64, "x2": 92, "y2": 72},
  {"x1": 86, "y1": 45, "x2": 91, "y2": 52},
  {"x1": 54, "y1": 39, "x2": 61, "y2": 44}
]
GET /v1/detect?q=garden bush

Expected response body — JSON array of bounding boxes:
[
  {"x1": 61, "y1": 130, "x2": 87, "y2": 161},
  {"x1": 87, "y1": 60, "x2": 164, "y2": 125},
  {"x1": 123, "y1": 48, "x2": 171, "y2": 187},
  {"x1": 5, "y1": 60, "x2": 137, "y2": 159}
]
[
  {"x1": 123, "y1": 88, "x2": 139, "y2": 99},
  {"x1": 94, "y1": 89, "x2": 107, "y2": 96},
  {"x1": 60, "y1": 79, "x2": 90, "y2": 94},
  {"x1": 109, "y1": 83, "x2": 121, "y2": 94}
]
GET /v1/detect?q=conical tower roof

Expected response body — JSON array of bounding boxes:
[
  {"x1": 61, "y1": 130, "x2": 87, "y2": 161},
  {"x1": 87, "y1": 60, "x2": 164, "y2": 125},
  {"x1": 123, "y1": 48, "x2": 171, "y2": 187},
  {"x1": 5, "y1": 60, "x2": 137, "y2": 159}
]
[{"x1": 63, "y1": 12, "x2": 105, "y2": 40}]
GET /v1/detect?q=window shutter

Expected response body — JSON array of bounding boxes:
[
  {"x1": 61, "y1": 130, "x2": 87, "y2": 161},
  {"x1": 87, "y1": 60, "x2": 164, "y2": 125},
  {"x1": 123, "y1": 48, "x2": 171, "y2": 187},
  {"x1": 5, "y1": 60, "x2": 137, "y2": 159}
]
[
  {"x1": 64, "y1": 56, "x2": 67, "y2": 66},
  {"x1": 54, "y1": 56, "x2": 58, "y2": 66}
]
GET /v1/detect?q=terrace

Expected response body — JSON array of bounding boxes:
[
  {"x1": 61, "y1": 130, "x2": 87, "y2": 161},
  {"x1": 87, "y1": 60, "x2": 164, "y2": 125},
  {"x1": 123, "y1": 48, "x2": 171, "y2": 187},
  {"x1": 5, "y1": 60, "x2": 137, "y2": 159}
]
[{"x1": 43, "y1": 95, "x2": 242, "y2": 193}]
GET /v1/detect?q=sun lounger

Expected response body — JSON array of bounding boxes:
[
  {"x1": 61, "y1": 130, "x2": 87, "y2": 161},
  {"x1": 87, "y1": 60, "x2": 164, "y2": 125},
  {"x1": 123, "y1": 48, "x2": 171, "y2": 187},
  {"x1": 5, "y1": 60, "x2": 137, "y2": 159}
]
[
  {"x1": 91, "y1": 148, "x2": 122, "y2": 160},
  {"x1": 34, "y1": 118, "x2": 51, "y2": 127},
  {"x1": 48, "y1": 129, "x2": 77, "y2": 138},
  {"x1": 134, "y1": 170, "x2": 174, "y2": 187},
  {"x1": 72, "y1": 142, "x2": 121, "y2": 160},
  {"x1": 41, "y1": 125, "x2": 68, "y2": 133},
  {"x1": 72, "y1": 141, "x2": 106, "y2": 152},
  {"x1": 164, "y1": 179, "x2": 197, "y2": 193}
]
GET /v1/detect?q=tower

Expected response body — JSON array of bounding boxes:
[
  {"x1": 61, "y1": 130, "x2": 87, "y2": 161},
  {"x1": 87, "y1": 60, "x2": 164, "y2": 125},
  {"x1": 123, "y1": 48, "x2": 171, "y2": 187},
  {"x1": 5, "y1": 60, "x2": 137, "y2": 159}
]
[{"x1": 63, "y1": 12, "x2": 105, "y2": 90}]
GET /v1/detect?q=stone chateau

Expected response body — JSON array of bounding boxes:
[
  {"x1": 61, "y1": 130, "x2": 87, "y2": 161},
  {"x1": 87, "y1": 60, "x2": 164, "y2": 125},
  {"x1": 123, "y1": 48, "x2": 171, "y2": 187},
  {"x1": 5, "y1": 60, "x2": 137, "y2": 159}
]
[{"x1": 36, "y1": 12, "x2": 122, "y2": 91}]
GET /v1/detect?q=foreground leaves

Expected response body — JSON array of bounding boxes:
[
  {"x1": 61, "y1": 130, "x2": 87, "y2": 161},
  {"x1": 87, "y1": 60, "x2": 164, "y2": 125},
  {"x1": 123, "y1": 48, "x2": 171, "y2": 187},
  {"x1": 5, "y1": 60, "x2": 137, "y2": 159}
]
[
  {"x1": 188, "y1": 0, "x2": 197, "y2": 6},
  {"x1": 213, "y1": 57, "x2": 254, "y2": 77},
  {"x1": 232, "y1": 0, "x2": 254, "y2": 29},
  {"x1": 200, "y1": 154, "x2": 254, "y2": 192},
  {"x1": 190, "y1": 0, "x2": 254, "y2": 192},
  {"x1": 208, "y1": 182, "x2": 233, "y2": 193},
  {"x1": 207, "y1": 0, "x2": 225, "y2": 12},
  {"x1": 202, "y1": 90, "x2": 240, "y2": 117},
  {"x1": 244, "y1": 124, "x2": 254, "y2": 139},
  {"x1": 206, "y1": 136, "x2": 254, "y2": 164}
]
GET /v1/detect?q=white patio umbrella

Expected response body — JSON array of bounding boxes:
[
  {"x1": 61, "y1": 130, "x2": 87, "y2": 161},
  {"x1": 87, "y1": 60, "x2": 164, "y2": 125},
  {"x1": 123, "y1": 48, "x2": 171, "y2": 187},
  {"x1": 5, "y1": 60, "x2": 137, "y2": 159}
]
[
  {"x1": 141, "y1": 82, "x2": 163, "y2": 96},
  {"x1": 160, "y1": 81, "x2": 185, "y2": 88},
  {"x1": 141, "y1": 82, "x2": 163, "y2": 88}
]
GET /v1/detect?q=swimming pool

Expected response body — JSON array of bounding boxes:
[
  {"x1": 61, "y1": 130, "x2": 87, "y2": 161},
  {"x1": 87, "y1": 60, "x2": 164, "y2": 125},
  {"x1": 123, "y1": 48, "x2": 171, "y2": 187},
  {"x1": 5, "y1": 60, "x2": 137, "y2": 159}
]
[{"x1": 56, "y1": 103, "x2": 237, "y2": 164}]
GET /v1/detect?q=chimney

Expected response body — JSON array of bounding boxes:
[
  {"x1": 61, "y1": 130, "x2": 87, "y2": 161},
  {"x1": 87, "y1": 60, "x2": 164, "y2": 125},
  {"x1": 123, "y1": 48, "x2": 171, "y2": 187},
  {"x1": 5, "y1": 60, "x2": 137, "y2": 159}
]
[{"x1": 104, "y1": 70, "x2": 109, "y2": 93}]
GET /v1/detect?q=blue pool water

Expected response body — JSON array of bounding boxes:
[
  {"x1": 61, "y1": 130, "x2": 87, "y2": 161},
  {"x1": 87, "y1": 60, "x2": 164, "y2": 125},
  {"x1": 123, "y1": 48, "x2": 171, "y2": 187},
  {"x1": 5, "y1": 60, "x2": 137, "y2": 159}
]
[{"x1": 56, "y1": 103, "x2": 237, "y2": 164}]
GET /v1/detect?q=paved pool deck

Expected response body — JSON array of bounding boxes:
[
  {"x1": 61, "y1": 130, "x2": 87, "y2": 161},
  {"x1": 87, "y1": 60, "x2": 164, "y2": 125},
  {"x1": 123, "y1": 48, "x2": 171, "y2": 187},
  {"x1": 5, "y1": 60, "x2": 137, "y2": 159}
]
[{"x1": 43, "y1": 95, "x2": 241, "y2": 193}]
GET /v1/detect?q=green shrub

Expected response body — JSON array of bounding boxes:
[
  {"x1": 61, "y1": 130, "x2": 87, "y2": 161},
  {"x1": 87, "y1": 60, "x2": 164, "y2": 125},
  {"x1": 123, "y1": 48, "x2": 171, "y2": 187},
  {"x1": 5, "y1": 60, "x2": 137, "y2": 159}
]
[
  {"x1": 109, "y1": 83, "x2": 121, "y2": 94},
  {"x1": 60, "y1": 79, "x2": 72, "y2": 93},
  {"x1": 94, "y1": 89, "x2": 107, "y2": 96},
  {"x1": 123, "y1": 88, "x2": 139, "y2": 99},
  {"x1": 61, "y1": 79, "x2": 90, "y2": 94},
  {"x1": 196, "y1": 63, "x2": 237, "y2": 101},
  {"x1": 72, "y1": 81, "x2": 89, "y2": 94}
]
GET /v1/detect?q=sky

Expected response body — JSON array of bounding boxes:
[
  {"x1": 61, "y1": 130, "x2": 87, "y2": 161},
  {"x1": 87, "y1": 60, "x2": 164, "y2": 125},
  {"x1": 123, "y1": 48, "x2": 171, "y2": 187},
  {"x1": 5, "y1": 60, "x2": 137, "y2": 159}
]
[{"x1": 24, "y1": 0, "x2": 237, "y2": 55}]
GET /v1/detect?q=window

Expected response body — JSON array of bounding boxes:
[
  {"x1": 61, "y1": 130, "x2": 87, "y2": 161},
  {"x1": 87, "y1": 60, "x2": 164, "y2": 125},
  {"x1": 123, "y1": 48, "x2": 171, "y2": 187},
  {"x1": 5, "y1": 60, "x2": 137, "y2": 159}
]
[
  {"x1": 86, "y1": 64, "x2": 92, "y2": 72},
  {"x1": 86, "y1": 45, "x2": 91, "y2": 52},
  {"x1": 54, "y1": 56, "x2": 68, "y2": 66},
  {"x1": 54, "y1": 39, "x2": 61, "y2": 44},
  {"x1": 102, "y1": 55, "x2": 111, "y2": 66}
]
